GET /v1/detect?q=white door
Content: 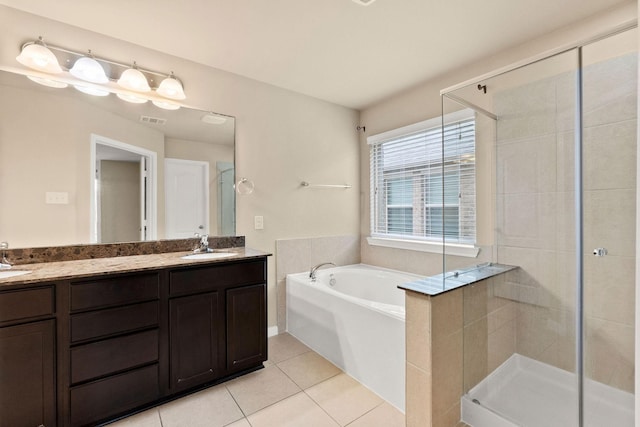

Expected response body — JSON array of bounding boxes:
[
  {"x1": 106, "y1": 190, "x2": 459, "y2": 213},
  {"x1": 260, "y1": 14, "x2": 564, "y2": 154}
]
[{"x1": 165, "y1": 159, "x2": 209, "y2": 239}]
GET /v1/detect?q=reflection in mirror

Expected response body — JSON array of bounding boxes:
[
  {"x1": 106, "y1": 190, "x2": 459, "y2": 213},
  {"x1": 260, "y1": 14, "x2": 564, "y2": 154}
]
[
  {"x1": 92, "y1": 135, "x2": 157, "y2": 244},
  {"x1": 0, "y1": 69, "x2": 235, "y2": 248}
]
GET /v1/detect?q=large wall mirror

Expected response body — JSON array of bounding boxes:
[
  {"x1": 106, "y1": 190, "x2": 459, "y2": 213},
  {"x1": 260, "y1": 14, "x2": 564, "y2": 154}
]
[{"x1": 0, "y1": 69, "x2": 235, "y2": 249}]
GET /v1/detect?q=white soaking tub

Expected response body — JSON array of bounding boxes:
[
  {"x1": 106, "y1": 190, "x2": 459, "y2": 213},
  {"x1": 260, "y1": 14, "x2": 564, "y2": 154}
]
[{"x1": 286, "y1": 264, "x2": 422, "y2": 411}]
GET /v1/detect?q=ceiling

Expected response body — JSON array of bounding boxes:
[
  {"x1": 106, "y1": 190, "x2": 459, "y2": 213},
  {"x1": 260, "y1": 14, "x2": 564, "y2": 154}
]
[{"x1": 0, "y1": 0, "x2": 631, "y2": 109}]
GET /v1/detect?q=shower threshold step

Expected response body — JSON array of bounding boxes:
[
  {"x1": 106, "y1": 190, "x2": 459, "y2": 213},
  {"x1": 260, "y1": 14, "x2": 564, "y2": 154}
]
[{"x1": 461, "y1": 353, "x2": 633, "y2": 427}]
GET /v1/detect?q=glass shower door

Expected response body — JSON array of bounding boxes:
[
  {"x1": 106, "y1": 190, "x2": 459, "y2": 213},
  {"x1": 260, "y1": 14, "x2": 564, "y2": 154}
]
[
  {"x1": 581, "y1": 28, "x2": 637, "y2": 426},
  {"x1": 446, "y1": 48, "x2": 583, "y2": 427}
]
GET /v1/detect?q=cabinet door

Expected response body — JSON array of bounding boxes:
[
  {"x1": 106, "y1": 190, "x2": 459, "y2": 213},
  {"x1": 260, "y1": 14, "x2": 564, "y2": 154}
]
[
  {"x1": 169, "y1": 292, "x2": 223, "y2": 391},
  {"x1": 226, "y1": 284, "x2": 267, "y2": 371},
  {"x1": 0, "y1": 320, "x2": 55, "y2": 427}
]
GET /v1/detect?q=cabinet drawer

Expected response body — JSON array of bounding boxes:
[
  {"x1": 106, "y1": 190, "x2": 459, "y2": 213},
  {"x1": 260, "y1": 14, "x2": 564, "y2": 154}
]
[
  {"x1": 70, "y1": 364, "x2": 159, "y2": 427},
  {"x1": 71, "y1": 273, "x2": 159, "y2": 311},
  {"x1": 169, "y1": 259, "x2": 265, "y2": 296},
  {"x1": 0, "y1": 287, "x2": 54, "y2": 323},
  {"x1": 71, "y1": 329, "x2": 159, "y2": 384},
  {"x1": 70, "y1": 301, "x2": 159, "y2": 343}
]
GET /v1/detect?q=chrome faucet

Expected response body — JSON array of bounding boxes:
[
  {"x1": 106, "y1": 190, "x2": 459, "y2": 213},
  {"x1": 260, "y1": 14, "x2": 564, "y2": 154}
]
[
  {"x1": 193, "y1": 233, "x2": 212, "y2": 253},
  {"x1": 309, "y1": 262, "x2": 336, "y2": 281},
  {"x1": 0, "y1": 241, "x2": 12, "y2": 270}
]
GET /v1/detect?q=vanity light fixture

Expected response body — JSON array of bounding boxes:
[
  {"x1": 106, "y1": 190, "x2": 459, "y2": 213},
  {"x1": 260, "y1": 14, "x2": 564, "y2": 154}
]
[
  {"x1": 74, "y1": 84, "x2": 110, "y2": 97},
  {"x1": 26, "y1": 75, "x2": 68, "y2": 88},
  {"x1": 156, "y1": 72, "x2": 186, "y2": 100},
  {"x1": 117, "y1": 92, "x2": 148, "y2": 104},
  {"x1": 69, "y1": 51, "x2": 109, "y2": 84},
  {"x1": 16, "y1": 37, "x2": 62, "y2": 73},
  {"x1": 117, "y1": 63, "x2": 151, "y2": 92},
  {"x1": 351, "y1": 0, "x2": 377, "y2": 5},
  {"x1": 152, "y1": 100, "x2": 180, "y2": 110},
  {"x1": 16, "y1": 37, "x2": 188, "y2": 107}
]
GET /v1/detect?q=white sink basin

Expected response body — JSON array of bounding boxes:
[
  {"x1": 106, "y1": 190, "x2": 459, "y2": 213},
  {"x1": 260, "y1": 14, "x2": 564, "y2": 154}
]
[
  {"x1": 181, "y1": 252, "x2": 235, "y2": 260},
  {"x1": 0, "y1": 270, "x2": 32, "y2": 279}
]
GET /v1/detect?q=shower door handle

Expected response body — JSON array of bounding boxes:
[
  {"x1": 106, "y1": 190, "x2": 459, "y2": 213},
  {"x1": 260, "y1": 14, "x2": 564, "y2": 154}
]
[{"x1": 593, "y1": 248, "x2": 608, "y2": 257}]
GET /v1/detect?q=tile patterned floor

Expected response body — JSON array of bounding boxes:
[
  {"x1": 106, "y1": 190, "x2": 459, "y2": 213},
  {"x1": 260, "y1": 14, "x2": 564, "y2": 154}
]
[{"x1": 108, "y1": 333, "x2": 405, "y2": 427}]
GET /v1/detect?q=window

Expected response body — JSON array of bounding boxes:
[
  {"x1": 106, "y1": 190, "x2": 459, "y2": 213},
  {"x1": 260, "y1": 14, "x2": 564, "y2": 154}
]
[{"x1": 368, "y1": 111, "x2": 476, "y2": 245}]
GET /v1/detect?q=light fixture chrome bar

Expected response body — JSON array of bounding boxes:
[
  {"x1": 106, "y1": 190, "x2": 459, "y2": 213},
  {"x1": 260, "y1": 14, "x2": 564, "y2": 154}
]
[{"x1": 19, "y1": 40, "x2": 185, "y2": 90}]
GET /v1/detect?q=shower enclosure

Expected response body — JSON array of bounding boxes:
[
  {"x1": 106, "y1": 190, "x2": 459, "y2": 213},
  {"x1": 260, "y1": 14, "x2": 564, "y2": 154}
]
[{"x1": 441, "y1": 27, "x2": 637, "y2": 426}]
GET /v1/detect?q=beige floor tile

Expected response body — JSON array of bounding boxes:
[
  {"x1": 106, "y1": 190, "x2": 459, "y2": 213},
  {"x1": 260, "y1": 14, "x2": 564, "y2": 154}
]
[
  {"x1": 248, "y1": 392, "x2": 340, "y2": 427},
  {"x1": 306, "y1": 373, "x2": 383, "y2": 426},
  {"x1": 278, "y1": 351, "x2": 341, "y2": 389},
  {"x1": 224, "y1": 419, "x2": 251, "y2": 427},
  {"x1": 346, "y1": 402, "x2": 405, "y2": 427},
  {"x1": 226, "y1": 365, "x2": 301, "y2": 415},
  {"x1": 268, "y1": 332, "x2": 311, "y2": 364},
  {"x1": 107, "y1": 409, "x2": 162, "y2": 427},
  {"x1": 158, "y1": 384, "x2": 243, "y2": 427}
]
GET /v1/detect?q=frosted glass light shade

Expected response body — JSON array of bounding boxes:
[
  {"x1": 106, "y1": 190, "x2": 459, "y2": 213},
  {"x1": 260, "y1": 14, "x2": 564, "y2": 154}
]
[
  {"x1": 152, "y1": 100, "x2": 180, "y2": 110},
  {"x1": 117, "y1": 68, "x2": 150, "y2": 92},
  {"x1": 16, "y1": 43, "x2": 62, "y2": 73},
  {"x1": 70, "y1": 57, "x2": 108, "y2": 83},
  {"x1": 156, "y1": 76, "x2": 186, "y2": 100},
  {"x1": 27, "y1": 75, "x2": 68, "y2": 88},
  {"x1": 74, "y1": 84, "x2": 109, "y2": 96},
  {"x1": 117, "y1": 93, "x2": 148, "y2": 104}
]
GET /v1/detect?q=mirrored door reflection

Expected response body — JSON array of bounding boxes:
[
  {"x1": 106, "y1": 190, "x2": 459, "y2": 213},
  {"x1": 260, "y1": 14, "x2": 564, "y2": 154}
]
[{"x1": 94, "y1": 139, "x2": 156, "y2": 244}]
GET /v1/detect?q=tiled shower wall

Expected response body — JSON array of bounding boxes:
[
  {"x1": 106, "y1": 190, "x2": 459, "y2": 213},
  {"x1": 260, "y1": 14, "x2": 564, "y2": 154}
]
[
  {"x1": 275, "y1": 235, "x2": 360, "y2": 333},
  {"x1": 493, "y1": 52, "x2": 637, "y2": 392}
]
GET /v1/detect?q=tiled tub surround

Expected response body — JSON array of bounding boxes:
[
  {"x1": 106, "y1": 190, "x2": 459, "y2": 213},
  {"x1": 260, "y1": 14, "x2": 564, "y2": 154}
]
[
  {"x1": 405, "y1": 274, "x2": 518, "y2": 427},
  {"x1": 402, "y1": 266, "x2": 515, "y2": 422},
  {"x1": 275, "y1": 235, "x2": 360, "y2": 333},
  {"x1": 3, "y1": 236, "x2": 245, "y2": 266}
]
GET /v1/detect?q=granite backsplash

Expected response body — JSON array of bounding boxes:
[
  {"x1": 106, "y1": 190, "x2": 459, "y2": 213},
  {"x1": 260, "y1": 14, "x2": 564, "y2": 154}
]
[{"x1": 3, "y1": 236, "x2": 245, "y2": 265}]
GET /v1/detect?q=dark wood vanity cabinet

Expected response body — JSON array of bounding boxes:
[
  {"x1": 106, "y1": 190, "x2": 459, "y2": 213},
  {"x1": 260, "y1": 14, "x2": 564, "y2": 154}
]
[
  {"x1": 0, "y1": 255, "x2": 267, "y2": 427},
  {"x1": 168, "y1": 259, "x2": 268, "y2": 391},
  {"x1": 68, "y1": 273, "x2": 161, "y2": 427},
  {"x1": 169, "y1": 291, "x2": 224, "y2": 391},
  {"x1": 226, "y1": 283, "x2": 267, "y2": 371},
  {"x1": 0, "y1": 287, "x2": 56, "y2": 427}
]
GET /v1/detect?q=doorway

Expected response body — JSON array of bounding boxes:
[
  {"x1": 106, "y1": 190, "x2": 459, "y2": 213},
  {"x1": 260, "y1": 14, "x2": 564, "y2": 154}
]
[{"x1": 90, "y1": 134, "x2": 157, "y2": 243}]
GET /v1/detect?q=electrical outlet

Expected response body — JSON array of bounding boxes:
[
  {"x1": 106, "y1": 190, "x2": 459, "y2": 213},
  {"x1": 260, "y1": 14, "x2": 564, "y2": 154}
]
[
  {"x1": 254, "y1": 215, "x2": 264, "y2": 230},
  {"x1": 45, "y1": 191, "x2": 69, "y2": 204}
]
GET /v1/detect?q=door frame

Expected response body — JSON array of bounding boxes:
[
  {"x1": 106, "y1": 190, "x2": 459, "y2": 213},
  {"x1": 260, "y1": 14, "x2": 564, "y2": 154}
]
[{"x1": 90, "y1": 134, "x2": 158, "y2": 243}]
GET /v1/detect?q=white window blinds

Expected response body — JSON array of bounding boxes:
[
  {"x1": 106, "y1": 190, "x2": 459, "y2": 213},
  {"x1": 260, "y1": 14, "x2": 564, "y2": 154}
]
[{"x1": 369, "y1": 112, "x2": 476, "y2": 244}]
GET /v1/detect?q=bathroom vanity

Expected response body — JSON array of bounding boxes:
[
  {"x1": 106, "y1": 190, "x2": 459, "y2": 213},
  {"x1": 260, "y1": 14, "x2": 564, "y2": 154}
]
[{"x1": 0, "y1": 248, "x2": 268, "y2": 427}]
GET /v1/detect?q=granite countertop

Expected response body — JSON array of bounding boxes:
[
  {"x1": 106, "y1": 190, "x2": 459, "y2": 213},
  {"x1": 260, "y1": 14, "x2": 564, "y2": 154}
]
[
  {"x1": 399, "y1": 263, "x2": 517, "y2": 296},
  {"x1": 0, "y1": 247, "x2": 270, "y2": 288}
]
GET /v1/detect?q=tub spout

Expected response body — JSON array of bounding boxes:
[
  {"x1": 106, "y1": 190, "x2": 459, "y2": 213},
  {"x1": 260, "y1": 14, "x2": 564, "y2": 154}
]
[{"x1": 309, "y1": 262, "x2": 336, "y2": 281}]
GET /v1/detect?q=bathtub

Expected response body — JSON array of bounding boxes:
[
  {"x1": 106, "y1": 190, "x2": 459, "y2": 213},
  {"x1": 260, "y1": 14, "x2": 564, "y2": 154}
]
[{"x1": 286, "y1": 264, "x2": 423, "y2": 411}]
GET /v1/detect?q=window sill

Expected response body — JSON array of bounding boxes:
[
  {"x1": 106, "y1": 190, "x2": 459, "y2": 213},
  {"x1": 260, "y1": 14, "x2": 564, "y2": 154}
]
[{"x1": 366, "y1": 236, "x2": 480, "y2": 258}]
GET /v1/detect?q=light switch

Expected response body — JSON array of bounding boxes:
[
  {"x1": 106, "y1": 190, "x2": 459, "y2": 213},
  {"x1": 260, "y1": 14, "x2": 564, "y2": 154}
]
[
  {"x1": 254, "y1": 215, "x2": 264, "y2": 230},
  {"x1": 45, "y1": 191, "x2": 69, "y2": 204}
]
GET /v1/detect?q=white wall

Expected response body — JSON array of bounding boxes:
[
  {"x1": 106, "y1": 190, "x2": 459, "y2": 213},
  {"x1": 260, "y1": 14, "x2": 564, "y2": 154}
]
[{"x1": 0, "y1": 5, "x2": 361, "y2": 328}]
